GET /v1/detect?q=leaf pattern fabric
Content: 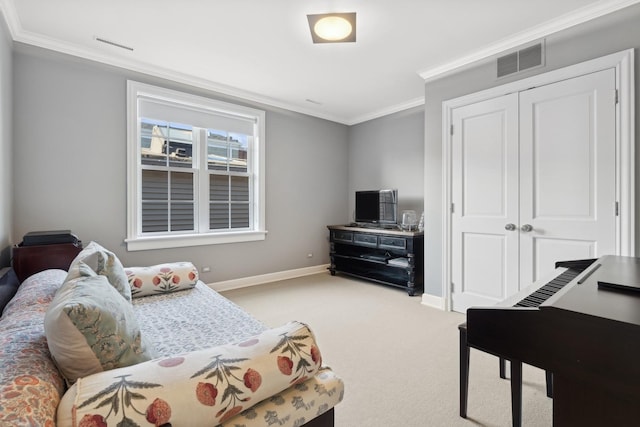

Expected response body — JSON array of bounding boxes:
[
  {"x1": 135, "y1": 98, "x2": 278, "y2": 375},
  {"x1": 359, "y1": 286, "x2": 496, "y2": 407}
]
[
  {"x1": 44, "y1": 271, "x2": 156, "y2": 384},
  {"x1": 58, "y1": 322, "x2": 342, "y2": 427}
]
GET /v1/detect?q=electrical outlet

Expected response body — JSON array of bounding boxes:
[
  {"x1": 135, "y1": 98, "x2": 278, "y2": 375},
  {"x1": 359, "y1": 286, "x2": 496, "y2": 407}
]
[
  {"x1": 201, "y1": 266, "x2": 211, "y2": 273},
  {"x1": 307, "y1": 253, "x2": 313, "y2": 258}
]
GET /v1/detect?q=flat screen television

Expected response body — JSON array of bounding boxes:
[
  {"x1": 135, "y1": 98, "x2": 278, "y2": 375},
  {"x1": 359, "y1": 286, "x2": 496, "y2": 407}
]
[{"x1": 355, "y1": 189, "x2": 398, "y2": 225}]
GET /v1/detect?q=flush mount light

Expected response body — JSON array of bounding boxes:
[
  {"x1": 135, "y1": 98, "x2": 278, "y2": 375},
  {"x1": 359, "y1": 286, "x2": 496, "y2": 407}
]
[{"x1": 307, "y1": 13, "x2": 356, "y2": 43}]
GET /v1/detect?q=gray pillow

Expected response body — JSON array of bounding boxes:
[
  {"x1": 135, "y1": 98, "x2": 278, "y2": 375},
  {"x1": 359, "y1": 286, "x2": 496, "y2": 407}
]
[
  {"x1": 45, "y1": 265, "x2": 155, "y2": 384},
  {"x1": 66, "y1": 241, "x2": 132, "y2": 302}
]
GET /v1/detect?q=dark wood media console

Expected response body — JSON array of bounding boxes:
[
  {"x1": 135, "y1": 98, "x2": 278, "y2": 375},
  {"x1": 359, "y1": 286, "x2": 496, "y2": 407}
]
[{"x1": 328, "y1": 225, "x2": 424, "y2": 296}]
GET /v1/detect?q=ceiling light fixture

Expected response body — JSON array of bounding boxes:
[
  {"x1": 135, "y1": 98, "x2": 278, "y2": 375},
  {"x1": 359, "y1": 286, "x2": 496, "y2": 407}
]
[{"x1": 307, "y1": 13, "x2": 356, "y2": 44}]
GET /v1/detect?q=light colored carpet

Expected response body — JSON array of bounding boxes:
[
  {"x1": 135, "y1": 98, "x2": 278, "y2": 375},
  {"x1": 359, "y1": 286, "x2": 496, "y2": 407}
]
[{"x1": 222, "y1": 273, "x2": 552, "y2": 426}]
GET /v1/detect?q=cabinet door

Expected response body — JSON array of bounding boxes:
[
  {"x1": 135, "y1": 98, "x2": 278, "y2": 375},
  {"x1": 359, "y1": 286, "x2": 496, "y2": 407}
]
[{"x1": 450, "y1": 93, "x2": 520, "y2": 311}]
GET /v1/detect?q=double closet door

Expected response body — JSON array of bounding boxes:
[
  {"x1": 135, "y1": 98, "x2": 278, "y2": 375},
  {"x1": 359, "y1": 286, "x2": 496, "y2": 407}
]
[{"x1": 450, "y1": 69, "x2": 617, "y2": 313}]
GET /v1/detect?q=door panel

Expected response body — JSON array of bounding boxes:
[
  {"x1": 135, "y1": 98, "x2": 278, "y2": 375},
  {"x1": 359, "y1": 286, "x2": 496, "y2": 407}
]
[
  {"x1": 533, "y1": 238, "x2": 596, "y2": 280},
  {"x1": 461, "y1": 233, "x2": 507, "y2": 303},
  {"x1": 451, "y1": 94, "x2": 519, "y2": 311},
  {"x1": 519, "y1": 69, "x2": 616, "y2": 285},
  {"x1": 450, "y1": 68, "x2": 617, "y2": 313},
  {"x1": 463, "y1": 113, "x2": 509, "y2": 216}
]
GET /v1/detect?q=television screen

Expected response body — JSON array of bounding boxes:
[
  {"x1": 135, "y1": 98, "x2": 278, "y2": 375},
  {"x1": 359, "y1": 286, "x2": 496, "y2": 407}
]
[
  {"x1": 355, "y1": 191, "x2": 379, "y2": 222},
  {"x1": 355, "y1": 189, "x2": 397, "y2": 224}
]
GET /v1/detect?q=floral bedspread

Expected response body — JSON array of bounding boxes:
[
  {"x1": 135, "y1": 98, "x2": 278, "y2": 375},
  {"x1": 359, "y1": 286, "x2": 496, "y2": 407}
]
[{"x1": 0, "y1": 269, "x2": 68, "y2": 426}]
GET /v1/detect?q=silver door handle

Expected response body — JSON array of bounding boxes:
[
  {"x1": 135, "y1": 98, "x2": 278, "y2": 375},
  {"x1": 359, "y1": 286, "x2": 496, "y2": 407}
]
[
  {"x1": 505, "y1": 223, "x2": 516, "y2": 231},
  {"x1": 521, "y1": 224, "x2": 533, "y2": 232}
]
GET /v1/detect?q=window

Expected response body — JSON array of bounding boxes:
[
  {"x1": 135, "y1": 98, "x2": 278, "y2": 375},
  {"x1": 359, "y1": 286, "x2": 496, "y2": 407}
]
[{"x1": 126, "y1": 81, "x2": 266, "y2": 251}]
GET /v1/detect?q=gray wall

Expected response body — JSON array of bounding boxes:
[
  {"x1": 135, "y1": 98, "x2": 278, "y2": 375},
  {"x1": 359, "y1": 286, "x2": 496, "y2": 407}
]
[
  {"x1": 348, "y1": 106, "x2": 425, "y2": 220},
  {"x1": 423, "y1": 3, "x2": 640, "y2": 297},
  {"x1": 12, "y1": 44, "x2": 349, "y2": 282},
  {"x1": 7, "y1": 4, "x2": 639, "y2": 291},
  {"x1": 0, "y1": 17, "x2": 11, "y2": 267}
]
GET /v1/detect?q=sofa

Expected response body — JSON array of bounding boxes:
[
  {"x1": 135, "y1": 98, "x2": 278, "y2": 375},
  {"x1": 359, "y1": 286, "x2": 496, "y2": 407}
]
[{"x1": 0, "y1": 242, "x2": 344, "y2": 426}]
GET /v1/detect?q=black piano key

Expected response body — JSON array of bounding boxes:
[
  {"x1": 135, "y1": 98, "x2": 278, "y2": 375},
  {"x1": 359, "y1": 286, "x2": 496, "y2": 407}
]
[
  {"x1": 516, "y1": 299, "x2": 539, "y2": 307},
  {"x1": 539, "y1": 291, "x2": 555, "y2": 298},
  {"x1": 513, "y1": 268, "x2": 582, "y2": 308},
  {"x1": 528, "y1": 294, "x2": 546, "y2": 303}
]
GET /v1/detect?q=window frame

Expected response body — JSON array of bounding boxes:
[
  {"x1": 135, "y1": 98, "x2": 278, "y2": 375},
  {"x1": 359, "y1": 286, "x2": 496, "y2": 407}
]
[{"x1": 126, "y1": 81, "x2": 266, "y2": 251}]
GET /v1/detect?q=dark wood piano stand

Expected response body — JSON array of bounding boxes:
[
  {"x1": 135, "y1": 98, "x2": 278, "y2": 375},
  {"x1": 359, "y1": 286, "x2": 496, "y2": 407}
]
[
  {"x1": 499, "y1": 357, "x2": 553, "y2": 398},
  {"x1": 459, "y1": 323, "x2": 551, "y2": 427}
]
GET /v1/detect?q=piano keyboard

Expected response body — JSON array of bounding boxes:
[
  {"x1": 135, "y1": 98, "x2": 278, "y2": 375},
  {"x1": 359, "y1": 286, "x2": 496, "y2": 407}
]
[{"x1": 514, "y1": 268, "x2": 582, "y2": 308}]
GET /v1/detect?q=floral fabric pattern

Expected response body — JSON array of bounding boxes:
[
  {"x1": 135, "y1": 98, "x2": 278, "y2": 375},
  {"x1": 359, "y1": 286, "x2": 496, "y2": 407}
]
[
  {"x1": 44, "y1": 273, "x2": 156, "y2": 384},
  {"x1": 220, "y1": 368, "x2": 343, "y2": 427},
  {"x1": 0, "y1": 269, "x2": 68, "y2": 427},
  {"x1": 58, "y1": 321, "x2": 332, "y2": 426},
  {"x1": 125, "y1": 262, "x2": 199, "y2": 298}
]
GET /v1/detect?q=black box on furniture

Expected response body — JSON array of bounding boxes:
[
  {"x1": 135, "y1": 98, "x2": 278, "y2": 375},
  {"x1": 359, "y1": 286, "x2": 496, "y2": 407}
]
[{"x1": 22, "y1": 230, "x2": 80, "y2": 246}]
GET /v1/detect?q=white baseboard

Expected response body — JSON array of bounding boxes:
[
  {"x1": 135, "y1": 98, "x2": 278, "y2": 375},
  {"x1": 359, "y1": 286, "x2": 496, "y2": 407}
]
[
  {"x1": 209, "y1": 264, "x2": 330, "y2": 292},
  {"x1": 421, "y1": 293, "x2": 446, "y2": 310}
]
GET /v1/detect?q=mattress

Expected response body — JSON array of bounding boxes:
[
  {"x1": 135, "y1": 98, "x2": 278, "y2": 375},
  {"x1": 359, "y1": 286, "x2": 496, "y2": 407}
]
[{"x1": 132, "y1": 281, "x2": 267, "y2": 357}]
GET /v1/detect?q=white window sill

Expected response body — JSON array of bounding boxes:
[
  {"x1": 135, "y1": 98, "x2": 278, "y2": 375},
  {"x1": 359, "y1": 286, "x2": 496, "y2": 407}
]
[{"x1": 125, "y1": 230, "x2": 267, "y2": 251}]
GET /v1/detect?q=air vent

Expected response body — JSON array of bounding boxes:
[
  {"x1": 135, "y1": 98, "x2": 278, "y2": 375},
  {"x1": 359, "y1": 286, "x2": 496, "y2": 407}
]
[
  {"x1": 497, "y1": 41, "x2": 544, "y2": 78},
  {"x1": 497, "y1": 52, "x2": 518, "y2": 78}
]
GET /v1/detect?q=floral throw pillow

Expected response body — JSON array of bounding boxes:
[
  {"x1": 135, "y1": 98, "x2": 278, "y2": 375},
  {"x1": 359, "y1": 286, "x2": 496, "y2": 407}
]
[
  {"x1": 57, "y1": 321, "x2": 323, "y2": 426},
  {"x1": 125, "y1": 262, "x2": 199, "y2": 298},
  {"x1": 44, "y1": 267, "x2": 156, "y2": 384}
]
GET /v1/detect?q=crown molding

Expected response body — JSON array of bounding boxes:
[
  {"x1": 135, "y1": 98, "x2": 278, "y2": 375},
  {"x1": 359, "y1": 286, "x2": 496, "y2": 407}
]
[
  {"x1": 418, "y1": 0, "x2": 640, "y2": 82},
  {"x1": 345, "y1": 96, "x2": 425, "y2": 126},
  {"x1": 14, "y1": 23, "x2": 420, "y2": 125},
  {"x1": 0, "y1": 0, "x2": 353, "y2": 124},
  {"x1": 0, "y1": 0, "x2": 19, "y2": 38},
  {"x1": 14, "y1": 30, "x2": 351, "y2": 125},
  {"x1": 1, "y1": 0, "x2": 636, "y2": 125}
]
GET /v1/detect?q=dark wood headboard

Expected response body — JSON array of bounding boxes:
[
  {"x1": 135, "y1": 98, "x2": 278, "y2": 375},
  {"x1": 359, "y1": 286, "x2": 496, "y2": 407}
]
[{"x1": 11, "y1": 243, "x2": 82, "y2": 283}]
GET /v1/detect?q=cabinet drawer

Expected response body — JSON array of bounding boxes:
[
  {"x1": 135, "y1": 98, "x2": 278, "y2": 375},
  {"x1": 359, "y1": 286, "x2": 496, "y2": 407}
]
[
  {"x1": 353, "y1": 233, "x2": 378, "y2": 247},
  {"x1": 333, "y1": 231, "x2": 353, "y2": 243},
  {"x1": 379, "y1": 236, "x2": 406, "y2": 250}
]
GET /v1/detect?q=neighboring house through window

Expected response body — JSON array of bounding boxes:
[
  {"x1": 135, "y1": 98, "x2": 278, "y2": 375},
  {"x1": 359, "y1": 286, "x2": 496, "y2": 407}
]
[{"x1": 126, "y1": 81, "x2": 266, "y2": 251}]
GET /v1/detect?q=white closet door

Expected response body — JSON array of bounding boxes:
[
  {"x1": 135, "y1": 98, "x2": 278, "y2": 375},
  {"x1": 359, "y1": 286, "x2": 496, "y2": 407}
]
[
  {"x1": 450, "y1": 68, "x2": 618, "y2": 313},
  {"x1": 450, "y1": 94, "x2": 520, "y2": 311},
  {"x1": 519, "y1": 69, "x2": 617, "y2": 285}
]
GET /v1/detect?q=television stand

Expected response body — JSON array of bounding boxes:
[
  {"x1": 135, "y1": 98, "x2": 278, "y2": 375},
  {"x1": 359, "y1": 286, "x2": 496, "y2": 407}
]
[
  {"x1": 327, "y1": 225, "x2": 424, "y2": 296},
  {"x1": 347, "y1": 222, "x2": 403, "y2": 231}
]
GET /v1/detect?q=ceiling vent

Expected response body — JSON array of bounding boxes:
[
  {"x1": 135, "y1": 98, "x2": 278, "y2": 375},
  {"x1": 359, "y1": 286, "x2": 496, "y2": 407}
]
[{"x1": 497, "y1": 41, "x2": 544, "y2": 78}]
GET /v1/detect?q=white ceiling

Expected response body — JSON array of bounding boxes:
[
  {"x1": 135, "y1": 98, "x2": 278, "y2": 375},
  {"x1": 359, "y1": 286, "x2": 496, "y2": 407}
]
[{"x1": 1, "y1": 0, "x2": 637, "y2": 124}]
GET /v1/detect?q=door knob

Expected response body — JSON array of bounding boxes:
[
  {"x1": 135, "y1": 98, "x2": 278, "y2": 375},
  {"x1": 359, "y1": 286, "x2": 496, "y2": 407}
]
[
  {"x1": 505, "y1": 223, "x2": 516, "y2": 231},
  {"x1": 521, "y1": 224, "x2": 533, "y2": 232}
]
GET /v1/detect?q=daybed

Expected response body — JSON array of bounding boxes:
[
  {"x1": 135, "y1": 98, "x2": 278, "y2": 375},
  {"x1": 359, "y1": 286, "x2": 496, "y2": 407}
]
[{"x1": 0, "y1": 242, "x2": 344, "y2": 426}]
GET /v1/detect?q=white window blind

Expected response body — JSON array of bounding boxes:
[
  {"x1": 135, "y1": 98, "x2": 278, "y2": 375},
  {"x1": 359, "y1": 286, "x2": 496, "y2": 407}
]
[{"x1": 138, "y1": 97, "x2": 256, "y2": 135}]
